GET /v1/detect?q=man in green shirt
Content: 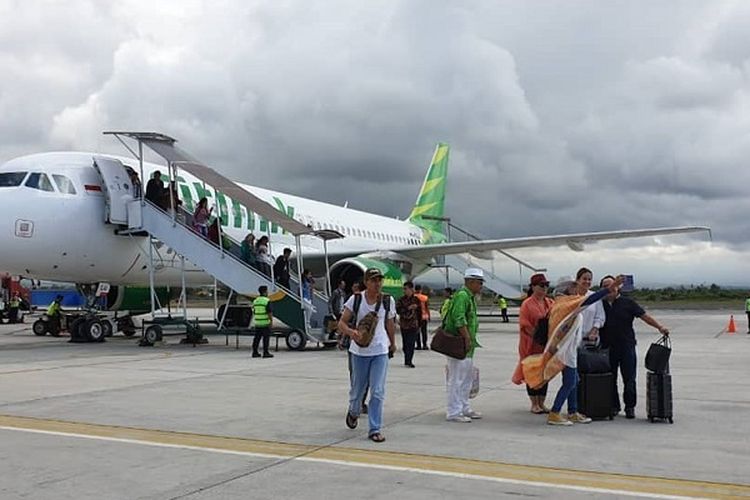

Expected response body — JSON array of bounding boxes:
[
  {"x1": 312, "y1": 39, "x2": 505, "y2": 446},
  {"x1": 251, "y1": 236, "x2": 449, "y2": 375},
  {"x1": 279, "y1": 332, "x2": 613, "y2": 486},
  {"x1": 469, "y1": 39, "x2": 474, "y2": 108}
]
[{"x1": 444, "y1": 268, "x2": 483, "y2": 423}]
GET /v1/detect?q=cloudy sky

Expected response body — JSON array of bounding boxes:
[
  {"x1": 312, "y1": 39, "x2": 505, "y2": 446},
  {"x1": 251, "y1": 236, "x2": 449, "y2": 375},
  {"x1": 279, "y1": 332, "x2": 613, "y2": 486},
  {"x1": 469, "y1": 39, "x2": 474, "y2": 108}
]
[{"x1": 2, "y1": 0, "x2": 749, "y2": 286}]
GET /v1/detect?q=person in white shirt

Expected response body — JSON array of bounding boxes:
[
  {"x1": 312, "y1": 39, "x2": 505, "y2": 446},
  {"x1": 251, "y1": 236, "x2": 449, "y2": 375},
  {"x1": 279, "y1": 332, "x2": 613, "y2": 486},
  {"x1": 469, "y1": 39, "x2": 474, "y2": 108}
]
[
  {"x1": 575, "y1": 267, "x2": 606, "y2": 342},
  {"x1": 337, "y1": 268, "x2": 396, "y2": 443}
]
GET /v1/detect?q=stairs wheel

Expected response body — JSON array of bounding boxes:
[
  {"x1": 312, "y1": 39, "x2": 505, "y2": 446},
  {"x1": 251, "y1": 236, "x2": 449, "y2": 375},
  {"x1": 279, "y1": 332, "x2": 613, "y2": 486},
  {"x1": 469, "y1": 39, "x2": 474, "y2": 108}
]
[{"x1": 285, "y1": 329, "x2": 307, "y2": 351}]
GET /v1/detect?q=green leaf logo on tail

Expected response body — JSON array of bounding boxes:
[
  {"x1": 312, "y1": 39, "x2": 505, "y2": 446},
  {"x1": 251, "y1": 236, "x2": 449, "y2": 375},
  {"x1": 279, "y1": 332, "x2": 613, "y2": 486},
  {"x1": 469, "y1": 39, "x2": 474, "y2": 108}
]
[{"x1": 408, "y1": 143, "x2": 449, "y2": 244}]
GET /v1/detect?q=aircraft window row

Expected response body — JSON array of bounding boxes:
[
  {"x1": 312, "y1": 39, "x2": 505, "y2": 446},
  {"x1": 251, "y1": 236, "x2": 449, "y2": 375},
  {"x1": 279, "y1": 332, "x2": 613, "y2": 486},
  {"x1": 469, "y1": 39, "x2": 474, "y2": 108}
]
[
  {"x1": 307, "y1": 219, "x2": 418, "y2": 244},
  {"x1": 25, "y1": 172, "x2": 55, "y2": 192},
  {"x1": 0, "y1": 172, "x2": 28, "y2": 187},
  {"x1": 52, "y1": 174, "x2": 77, "y2": 195}
]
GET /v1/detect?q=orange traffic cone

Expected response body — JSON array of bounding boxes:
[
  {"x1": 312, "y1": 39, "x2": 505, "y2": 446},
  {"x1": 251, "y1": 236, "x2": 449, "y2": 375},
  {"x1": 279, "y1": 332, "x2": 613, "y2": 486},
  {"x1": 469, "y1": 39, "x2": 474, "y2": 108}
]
[{"x1": 727, "y1": 315, "x2": 737, "y2": 335}]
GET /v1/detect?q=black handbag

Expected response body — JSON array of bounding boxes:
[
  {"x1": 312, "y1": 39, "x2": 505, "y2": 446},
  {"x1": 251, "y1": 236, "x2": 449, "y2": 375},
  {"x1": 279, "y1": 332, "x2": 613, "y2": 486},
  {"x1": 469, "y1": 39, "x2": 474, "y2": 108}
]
[
  {"x1": 577, "y1": 343, "x2": 610, "y2": 374},
  {"x1": 645, "y1": 335, "x2": 671, "y2": 373},
  {"x1": 533, "y1": 317, "x2": 549, "y2": 346}
]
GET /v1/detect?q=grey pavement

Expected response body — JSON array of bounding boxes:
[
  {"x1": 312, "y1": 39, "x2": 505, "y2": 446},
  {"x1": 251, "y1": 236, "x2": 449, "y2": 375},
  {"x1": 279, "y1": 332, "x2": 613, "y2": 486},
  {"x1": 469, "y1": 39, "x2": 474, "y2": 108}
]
[{"x1": 0, "y1": 309, "x2": 748, "y2": 499}]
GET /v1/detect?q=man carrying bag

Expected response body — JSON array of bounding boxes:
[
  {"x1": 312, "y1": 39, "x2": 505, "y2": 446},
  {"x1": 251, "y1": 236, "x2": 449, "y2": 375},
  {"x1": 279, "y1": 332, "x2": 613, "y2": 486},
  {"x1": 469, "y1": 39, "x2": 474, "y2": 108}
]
[{"x1": 440, "y1": 268, "x2": 484, "y2": 423}]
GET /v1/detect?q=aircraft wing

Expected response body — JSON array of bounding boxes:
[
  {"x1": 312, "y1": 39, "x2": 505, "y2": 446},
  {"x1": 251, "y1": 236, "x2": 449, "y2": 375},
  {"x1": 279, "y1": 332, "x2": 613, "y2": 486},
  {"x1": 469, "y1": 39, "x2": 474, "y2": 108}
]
[{"x1": 392, "y1": 226, "x2": 711, "y2": 262}]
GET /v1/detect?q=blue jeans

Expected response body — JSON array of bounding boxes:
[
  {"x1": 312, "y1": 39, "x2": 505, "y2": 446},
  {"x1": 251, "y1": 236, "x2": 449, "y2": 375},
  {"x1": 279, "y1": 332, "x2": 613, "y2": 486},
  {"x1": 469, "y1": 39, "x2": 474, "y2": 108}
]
[
  {"x1": 349, "y1": 353, "x2": 388, "y2": 436},
  {"x1": 552, "y1": 366, "x2": 578, "y2": 414}
]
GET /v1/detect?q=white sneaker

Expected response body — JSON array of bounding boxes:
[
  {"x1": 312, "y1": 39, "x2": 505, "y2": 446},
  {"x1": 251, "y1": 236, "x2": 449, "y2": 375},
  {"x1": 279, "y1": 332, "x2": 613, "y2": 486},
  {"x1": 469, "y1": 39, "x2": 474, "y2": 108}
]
[
  {"x1": 463, "y1": 410, "x2": 482, "y2": 419},
  {"x1": 446, "y1": 415, "x2": 472, "y2": 423}
]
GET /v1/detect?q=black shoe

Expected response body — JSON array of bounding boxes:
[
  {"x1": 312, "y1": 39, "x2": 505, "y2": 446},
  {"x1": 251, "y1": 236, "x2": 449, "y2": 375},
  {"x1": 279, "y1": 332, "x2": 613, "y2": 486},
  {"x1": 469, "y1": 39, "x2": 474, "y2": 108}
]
[
  {"x1": 262, "y1": 353, "x2": 274, "y2": 358},
  {"x1": 252, "y1": 352, "x2": 261, "y2": 358},
  {"x1": 406, "y1": 363, "x2": 416, "y2": 368},
  {"x1": 625, "y1": 408, "x2": 635, "y2": 419},
  {"x1": 361, "y1": 403, "x2": 368, "y2": 414}
]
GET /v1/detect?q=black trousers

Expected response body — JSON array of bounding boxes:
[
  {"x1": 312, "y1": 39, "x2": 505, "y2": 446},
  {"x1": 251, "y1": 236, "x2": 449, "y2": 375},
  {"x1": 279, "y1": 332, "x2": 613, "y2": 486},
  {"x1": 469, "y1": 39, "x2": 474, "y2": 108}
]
[
  {"x1": 501, "y1": 308, "x2": 509, "y2": 323},
  {"x1": 252, "y1": 326, "x2": 271, "y2": 354},
  {"x1": 401, "y1": 328, "x2": 418, "y2": 365},
  {"x1": 416, "y1": 320, "x2": 428, "y2": 349},
  {"x1": 8, "y1": 307, "x2": 18, "y2": 323},
  {"x1": 609, "y1": 345, "x2": 637, "y2": 410},
  {"x1": 746, "y1": 312, "x2": 750, "y2": 332}
]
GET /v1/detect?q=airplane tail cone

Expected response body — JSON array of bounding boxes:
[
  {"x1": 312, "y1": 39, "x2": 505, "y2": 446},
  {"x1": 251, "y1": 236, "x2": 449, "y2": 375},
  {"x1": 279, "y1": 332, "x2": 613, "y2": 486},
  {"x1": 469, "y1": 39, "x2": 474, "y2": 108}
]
[{"x1": 727, "y1": 315, "x2": 736, "y2": 335}]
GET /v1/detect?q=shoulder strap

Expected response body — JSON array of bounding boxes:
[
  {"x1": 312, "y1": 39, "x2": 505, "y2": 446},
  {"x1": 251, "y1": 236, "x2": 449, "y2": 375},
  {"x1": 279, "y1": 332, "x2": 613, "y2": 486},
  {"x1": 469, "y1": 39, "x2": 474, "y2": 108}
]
[{"x1": 382, "y1": 294, "x2": 391, "y2": 314}]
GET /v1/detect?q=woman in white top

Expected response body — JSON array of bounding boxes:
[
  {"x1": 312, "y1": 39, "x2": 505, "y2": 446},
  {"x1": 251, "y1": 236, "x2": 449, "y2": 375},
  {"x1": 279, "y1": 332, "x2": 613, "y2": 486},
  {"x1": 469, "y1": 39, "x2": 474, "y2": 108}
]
[{"x1": 576, "y1": 267, "x2": 606, "y2": 343}]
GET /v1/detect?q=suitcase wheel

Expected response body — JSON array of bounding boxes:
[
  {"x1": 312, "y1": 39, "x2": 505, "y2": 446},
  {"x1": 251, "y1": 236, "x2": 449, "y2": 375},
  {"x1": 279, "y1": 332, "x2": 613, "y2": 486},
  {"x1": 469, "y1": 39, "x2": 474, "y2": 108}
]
[
  {"x1": 608, "y1": 415, "x2": 613, "y2": 421},
  {"x1": 649, "y1": 416, "x2": 655, "y2": 423},
  {"x1": 668, "y1": 417, "x2": 674, "y2": 424}
]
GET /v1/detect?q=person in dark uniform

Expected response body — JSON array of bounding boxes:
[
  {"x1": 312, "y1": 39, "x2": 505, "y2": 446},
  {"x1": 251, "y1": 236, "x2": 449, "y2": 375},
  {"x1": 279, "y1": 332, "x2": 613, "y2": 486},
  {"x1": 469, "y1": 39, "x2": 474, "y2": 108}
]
[{"x1": 599, "y1": 275, "x2": 670, "y2": 419}]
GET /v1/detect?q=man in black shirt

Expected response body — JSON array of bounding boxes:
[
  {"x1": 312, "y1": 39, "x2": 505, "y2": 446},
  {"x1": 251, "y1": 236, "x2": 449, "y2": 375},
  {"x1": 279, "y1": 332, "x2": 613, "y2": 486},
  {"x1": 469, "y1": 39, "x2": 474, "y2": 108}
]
[
  {"x1": 599, "y1": 275, "x2": 670, "y2": 419},
  {"x1": 145, "y1": 170, "x2": 165, "y2": 207},
  {"x1": 273, "y1": 248, "x2": 292, "y2": 289}
]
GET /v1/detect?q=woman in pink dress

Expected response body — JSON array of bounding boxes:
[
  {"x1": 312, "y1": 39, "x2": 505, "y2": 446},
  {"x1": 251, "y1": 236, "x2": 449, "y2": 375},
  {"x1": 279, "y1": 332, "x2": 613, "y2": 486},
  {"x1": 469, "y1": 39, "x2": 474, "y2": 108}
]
[{"x1": 512, "y1": 273, "x2": 553, "y2": 414}]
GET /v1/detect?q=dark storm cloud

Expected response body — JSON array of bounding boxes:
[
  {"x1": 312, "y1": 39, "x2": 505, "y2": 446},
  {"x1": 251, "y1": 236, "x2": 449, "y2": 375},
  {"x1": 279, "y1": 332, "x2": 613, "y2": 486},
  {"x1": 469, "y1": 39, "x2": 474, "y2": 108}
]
[{"x1": 2, "y1": 0, "x2": 750, "y2": 258}]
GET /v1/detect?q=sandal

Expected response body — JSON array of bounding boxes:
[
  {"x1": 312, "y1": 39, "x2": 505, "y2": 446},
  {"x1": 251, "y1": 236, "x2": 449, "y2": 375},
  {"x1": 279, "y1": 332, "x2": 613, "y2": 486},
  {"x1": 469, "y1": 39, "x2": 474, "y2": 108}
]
[
  {"x1": 368, "y1": 433, "x2": 385, "y2": 443},
  {"x1": 346, "y1": 411, "x2": 358, "y2": 429},
  {"x1": 530, "y1": 407, "x2": 545, "y2": 415}
]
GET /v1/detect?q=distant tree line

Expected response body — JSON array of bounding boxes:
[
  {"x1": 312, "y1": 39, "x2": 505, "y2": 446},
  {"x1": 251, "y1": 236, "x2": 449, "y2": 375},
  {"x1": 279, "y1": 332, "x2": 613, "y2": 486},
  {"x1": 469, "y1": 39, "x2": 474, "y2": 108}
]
[{"x1": 627, "y1": 284, "x2": 749, "y2": 302}]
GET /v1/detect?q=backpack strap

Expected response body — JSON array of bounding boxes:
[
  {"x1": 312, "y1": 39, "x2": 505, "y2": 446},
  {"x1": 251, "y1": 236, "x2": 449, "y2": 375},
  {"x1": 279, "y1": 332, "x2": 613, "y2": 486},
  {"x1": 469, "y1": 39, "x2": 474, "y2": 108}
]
[
  {"x1": 382, "y1": 294, "x2": 391, "y2": 315},
  {"x1": 348, "y1": 293, "x2": 363, "y2": 328}
]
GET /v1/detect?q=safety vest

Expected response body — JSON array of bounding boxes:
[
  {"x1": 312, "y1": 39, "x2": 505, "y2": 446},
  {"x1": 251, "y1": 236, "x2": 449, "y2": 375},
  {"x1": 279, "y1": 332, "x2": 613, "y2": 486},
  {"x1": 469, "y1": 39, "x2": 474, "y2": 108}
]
[
  {"x1": 746, "y1": 298, "x2": 750, "y2": 312},
  {"x1": 47, "y1": 302, "x2": 61, "y2": 316},
  {"x1": 253, "y1": 296, "x2": 271, "y2": 327},
  {"x1": 498, "y1": 297, "x2": 507, "y2": 309},
  {"x1": 9, "y1": 297, "x2": 20, "y2": 308}
]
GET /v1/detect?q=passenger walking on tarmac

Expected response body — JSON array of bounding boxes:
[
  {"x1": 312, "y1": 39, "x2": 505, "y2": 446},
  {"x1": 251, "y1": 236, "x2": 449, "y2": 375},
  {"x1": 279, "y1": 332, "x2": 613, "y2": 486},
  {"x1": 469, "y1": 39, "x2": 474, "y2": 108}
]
[
  {"x1": 329, "y1": 280, "x2": 347, "y2": 321},
  {"x1": 445, "y1": 268, "x2": 483, "y2": 423},
  {"x1": 576, "y1": 268, "x2": 605, "y2": 342},
  {"x1": 251, "y1": 286, "x2": 274, "y2": 359},
  {"x1": 745, "y1": 295, "x2": 750, "y2": 334},
  {"x1": 338, "y1": 267, "x2": 396, "y2": 443},
  {"x1": 8, "y1": 291, "x2": 20, "y2": 324},
  {"x1": 241, "y1": 233, "x2": 257, "y2": 266},
  {"x1": 145, "y1": 171, "x2": 165, "y2": 207},
  {"x1": 512, "y1": 273, "x2": 553, "y2": 414},
  {"x1": 440, "y1": 288, "x2": 453, "y2": 322},
  {"x1": 414, "y1": 284, "x2": 430, "y2": 350},
  {"x1": 396, "y1": 281, "x2": 421, "y2": 368},
  {"x1": 599, "y1": 275, "x2": 670, "y2": 419},
  {"x1": 273, "y1": 248, "x2": 292, "y2": 289},
  {"x1": 497, "y1": 294, "x2": 509, "y2": 323},
  {"x1": 192, "y1": 197, "x2": 212, "y2": 237}
]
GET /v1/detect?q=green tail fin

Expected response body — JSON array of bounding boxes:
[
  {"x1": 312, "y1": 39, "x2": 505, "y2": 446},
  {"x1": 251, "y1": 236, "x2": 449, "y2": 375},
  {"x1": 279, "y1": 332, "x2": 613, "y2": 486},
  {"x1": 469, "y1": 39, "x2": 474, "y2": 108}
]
[{"x1": 408, "y1": 143, "x2": 449, "y2": 244}]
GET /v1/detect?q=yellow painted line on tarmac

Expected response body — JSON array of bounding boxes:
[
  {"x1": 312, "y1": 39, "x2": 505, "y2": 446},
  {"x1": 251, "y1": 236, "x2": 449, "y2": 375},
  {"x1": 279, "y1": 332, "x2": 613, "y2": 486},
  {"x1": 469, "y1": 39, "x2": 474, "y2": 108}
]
[{"x1": 0, "y1": 414, "x2": 748, "y2": 499}]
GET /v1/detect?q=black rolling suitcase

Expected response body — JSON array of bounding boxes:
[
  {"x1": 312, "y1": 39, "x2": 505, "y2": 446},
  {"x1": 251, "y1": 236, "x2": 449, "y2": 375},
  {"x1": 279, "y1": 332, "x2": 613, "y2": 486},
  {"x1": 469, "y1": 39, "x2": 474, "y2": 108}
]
[
  {"x1": 646, "y1": 371, "x2": 674, "y2": 423},
  {"x1": 577, "y1": 372, "x2": 615, "y2": 420}
]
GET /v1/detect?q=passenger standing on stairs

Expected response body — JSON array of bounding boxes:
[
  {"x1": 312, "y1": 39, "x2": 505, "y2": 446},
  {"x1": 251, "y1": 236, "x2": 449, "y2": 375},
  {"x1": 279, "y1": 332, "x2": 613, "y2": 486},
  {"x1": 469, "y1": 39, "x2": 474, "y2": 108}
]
[
  {"x1": 273, "y1": 248, "x2": 292, "y2": 289},
  {"x1": 241, "y1": 233, "x2": 257, "y2": 266},
  {"x1": 145, "y1": 170, "x2": 165, "y2": 208},
  {"x1": 255, "y1": 236, "x2": 271, "y2": 277},
  {"x1": 251, "y1": 285, "x2": 274, "y2": 358},
  {"x1": 192, "y1": 197, "x2": 212, "y2": 237},
  {"x1": 301, "y1": 269, "x2": 314, "y2": 301}
]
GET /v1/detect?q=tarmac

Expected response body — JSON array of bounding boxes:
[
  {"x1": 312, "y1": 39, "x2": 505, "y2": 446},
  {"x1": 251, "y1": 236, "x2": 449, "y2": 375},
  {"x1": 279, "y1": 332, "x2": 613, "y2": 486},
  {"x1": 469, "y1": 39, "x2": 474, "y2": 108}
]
[{"x1": 0, "y1": 309, "x2": 748, "y2": 499}]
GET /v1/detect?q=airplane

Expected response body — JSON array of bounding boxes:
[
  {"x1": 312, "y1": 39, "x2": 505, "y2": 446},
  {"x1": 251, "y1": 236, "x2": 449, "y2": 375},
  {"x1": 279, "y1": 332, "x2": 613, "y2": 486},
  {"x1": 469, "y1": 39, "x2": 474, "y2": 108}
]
[{"x1": 0, "y1": 141, "x2": 710, "y2": 308}]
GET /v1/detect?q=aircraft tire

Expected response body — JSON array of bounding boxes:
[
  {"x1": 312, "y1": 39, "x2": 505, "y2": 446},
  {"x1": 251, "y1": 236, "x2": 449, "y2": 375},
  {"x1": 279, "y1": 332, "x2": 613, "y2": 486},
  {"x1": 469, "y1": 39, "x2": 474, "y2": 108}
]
[
  {"x1": 85, "y1": 319, "x2": 106, "y2": 342},
  {"x1": 32, "y1": 320, "x2": 47, "y2": 336},
  {"x1": 285, "y1": 329, "x2": 307, "y2": 351}
]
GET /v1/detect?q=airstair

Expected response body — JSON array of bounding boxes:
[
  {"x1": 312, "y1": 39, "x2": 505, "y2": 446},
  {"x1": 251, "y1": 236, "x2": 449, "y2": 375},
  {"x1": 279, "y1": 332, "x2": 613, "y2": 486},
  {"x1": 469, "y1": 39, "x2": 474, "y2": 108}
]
[
  {"x1": 443, "y1": 254, "x2": 523, "y2": 298},
  {"x1": 95, "y1": 132, "x2": 333, "y2": 348}
]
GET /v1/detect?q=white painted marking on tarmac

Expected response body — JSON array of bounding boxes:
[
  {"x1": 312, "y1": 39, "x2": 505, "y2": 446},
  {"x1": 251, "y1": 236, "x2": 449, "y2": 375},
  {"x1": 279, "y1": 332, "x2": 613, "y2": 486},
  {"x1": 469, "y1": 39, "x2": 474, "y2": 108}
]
[{"x1": 0, "y1": 425, "x2": 705, "y2": 499}]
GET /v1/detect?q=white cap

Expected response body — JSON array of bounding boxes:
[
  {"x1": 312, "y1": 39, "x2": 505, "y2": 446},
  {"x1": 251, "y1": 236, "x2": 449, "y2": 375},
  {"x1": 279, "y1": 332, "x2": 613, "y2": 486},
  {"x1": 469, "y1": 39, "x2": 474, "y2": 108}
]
[{"x1": 464, "y1": 268, "x2": 485, "y2": 280}]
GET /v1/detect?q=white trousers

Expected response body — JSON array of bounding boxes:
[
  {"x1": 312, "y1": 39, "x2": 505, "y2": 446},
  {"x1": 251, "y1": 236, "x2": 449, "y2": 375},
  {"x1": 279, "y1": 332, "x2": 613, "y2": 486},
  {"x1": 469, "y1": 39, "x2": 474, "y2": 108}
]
[{"x1": 446, "y1": 356, "x2": 474, "y2": 418}]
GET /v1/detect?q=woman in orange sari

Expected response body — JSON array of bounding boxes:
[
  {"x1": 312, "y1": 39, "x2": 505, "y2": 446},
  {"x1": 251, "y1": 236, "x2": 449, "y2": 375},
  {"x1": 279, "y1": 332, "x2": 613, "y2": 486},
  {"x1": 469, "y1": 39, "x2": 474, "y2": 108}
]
[{"x1": 512, "y1": 273, "x2": 553, "y2": 414}]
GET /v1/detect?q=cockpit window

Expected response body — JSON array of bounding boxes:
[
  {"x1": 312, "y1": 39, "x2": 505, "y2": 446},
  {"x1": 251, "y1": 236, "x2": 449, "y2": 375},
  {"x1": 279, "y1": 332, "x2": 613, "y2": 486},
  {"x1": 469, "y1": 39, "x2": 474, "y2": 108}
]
[
  {"x1": 0, "y1": 172, "x2": 28, "y2": 187},
  {"x1": 52, "y1": 174, "x2": 77, "y2": 195},
  {"x1": 25, "y1": 172, "x2": 55, "y2": 192}
]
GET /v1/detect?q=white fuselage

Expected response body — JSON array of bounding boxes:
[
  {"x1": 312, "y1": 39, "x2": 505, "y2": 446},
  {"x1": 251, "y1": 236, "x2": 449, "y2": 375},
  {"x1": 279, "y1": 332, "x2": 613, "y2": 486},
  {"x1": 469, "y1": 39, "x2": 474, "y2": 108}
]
[{"x1": 0, "y1": 152, "x2": 425, "y2": 286}]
